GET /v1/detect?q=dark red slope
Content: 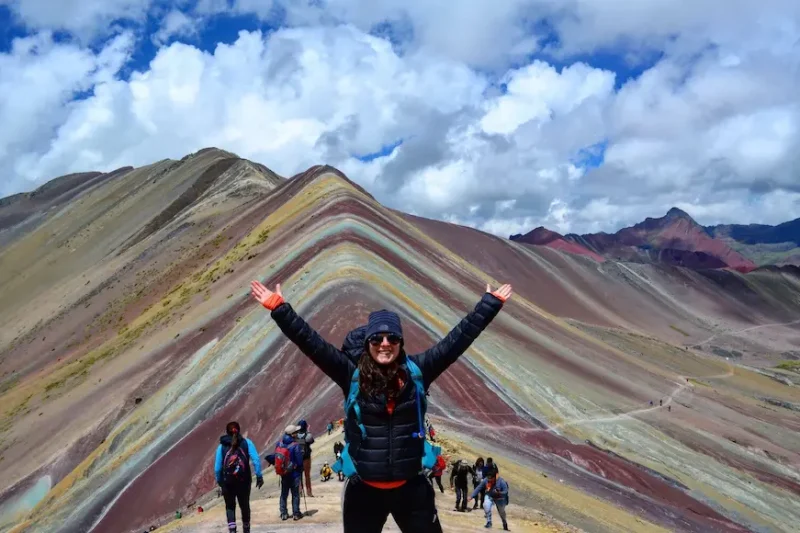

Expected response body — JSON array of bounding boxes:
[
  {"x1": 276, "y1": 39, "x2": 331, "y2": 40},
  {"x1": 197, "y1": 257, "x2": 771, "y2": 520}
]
[
  {"x1": 510, "y1": 227, "x2": 606, "y2": 262},
  {"x1": 563, "y1": 208, "x2": 757, "y2": 272}
]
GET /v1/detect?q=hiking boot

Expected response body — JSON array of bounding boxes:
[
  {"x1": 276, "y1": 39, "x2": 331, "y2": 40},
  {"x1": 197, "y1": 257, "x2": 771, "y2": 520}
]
[
  {"x1": 293, "y1": 513, "x2": 304, "y2": 521},
  {"x1": 280, "y1": 513, "x2": 289, "y2": 521},
  {"x1": 503, "y1": 523, "x2": 509, "y2": 531},
  {"x1": 485, "y1": 522, "x2": 492, "y2": 528}
]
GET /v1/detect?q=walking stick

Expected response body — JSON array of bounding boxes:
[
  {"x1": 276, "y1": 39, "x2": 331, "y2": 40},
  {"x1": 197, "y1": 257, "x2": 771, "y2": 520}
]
[{"x1": 300, "y1": 472, "x2": 308, "y2": 515}]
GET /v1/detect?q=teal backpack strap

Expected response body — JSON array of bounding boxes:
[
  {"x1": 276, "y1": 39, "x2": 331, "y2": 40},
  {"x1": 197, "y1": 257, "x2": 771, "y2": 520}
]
[
  {"x1": 337, "y1": 368, "x2": 364, "y2": 479},
  {"x1": 344, "y1": 368, "x2": 367, "y2": 439},
  {"x1": 406, "y1": 358, "x2": 441, "y2": 469},
  {"x1": 407, "y1": 359, "x2": 426, "y2": 438}
]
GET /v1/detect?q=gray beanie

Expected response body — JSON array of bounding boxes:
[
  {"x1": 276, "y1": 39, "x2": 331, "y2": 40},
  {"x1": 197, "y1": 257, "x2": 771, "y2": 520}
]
[{"x1": 364, "y1": 309, "x2": 403, "y2": 342}]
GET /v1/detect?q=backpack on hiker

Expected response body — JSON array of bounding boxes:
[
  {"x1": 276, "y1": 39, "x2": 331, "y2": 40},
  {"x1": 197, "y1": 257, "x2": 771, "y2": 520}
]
[
  {"x1": 274, "y1": 441, "x2": 298, "y2": 476},
  {"x1": 222, "y1": 444, "x2": 251, "y2": 483},
  {"x1": 332, "y1": 356, "x2": 441, "y2": 478}
]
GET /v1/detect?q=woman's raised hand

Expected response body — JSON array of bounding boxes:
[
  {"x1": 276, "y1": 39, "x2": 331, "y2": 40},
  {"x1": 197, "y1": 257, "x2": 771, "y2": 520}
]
[
  {"x1": 250, "y1": 280, "x2": 285, "y2": 310},
  {"x1": 486, "y1": 283, "x2": 513, "y2": 302}
]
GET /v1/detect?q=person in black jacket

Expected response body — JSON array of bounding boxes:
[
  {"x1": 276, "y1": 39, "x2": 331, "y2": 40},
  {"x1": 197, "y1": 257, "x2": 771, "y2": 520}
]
[
  {"x1": 250, "y1": 279, "x2": 512, "y2": 533},
  {"x1": 295, "y1": 419, "x2": 315, "y2": 497},
  {"x1": 450, "y1": 459, "x2": 474, "y2": 512}
]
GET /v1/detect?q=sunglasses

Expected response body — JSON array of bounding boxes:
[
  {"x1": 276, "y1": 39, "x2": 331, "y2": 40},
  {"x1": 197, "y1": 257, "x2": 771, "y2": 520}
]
[{"x1": 368, "y1": 334, "x2": 402, "y2": 346}]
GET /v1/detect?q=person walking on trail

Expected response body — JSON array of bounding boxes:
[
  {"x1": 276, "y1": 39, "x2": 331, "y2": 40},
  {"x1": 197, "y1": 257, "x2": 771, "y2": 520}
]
[
  {"x1": 214, "y1": 421, "x2": 263, "y2": 533},
  {"x1": 274, "y1": 425, "x2": 304, "y2": 521},
  {"x1": 472, "y1": 457, "x2": 486, "y2": 509},
  {"x1": 333, "y1": 441, "x2": 346, "y2": 481},
  {"x1": 484, "y1": 458, "x2": 499, "y2": 479},
  {"x1": 327, "y1": 421, "x2": 334, "y2": 435},
  {"x1": 296, "y1": 419, "x2": 316, "y2": 497},
  {"x1": 428, "y1": 454, "x2": 446, "y2": 493},
  {"x1": 450, "y1": 459, "x2": 475, "y2": 512},
  {"x1": 426, "y1": 418, "x2": 437, "y2": 441},
  {"x1": 470, "y1": 471, "x2": 510, "y2": 530},
  {"x1": 250, "y1": 279, "x2": 512, "y2": 533}
]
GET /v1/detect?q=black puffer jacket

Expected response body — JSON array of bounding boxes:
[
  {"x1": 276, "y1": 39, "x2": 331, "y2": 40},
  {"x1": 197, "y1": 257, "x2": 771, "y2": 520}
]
[{"x1": 270, "y1": 292, "x2": 504, "y2": 482}]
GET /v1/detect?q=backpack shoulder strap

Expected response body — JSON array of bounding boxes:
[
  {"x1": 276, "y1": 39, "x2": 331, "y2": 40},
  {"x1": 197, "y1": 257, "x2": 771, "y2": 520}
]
[
  {"x1": 344, "y1": 368, "x2": 367, "y2": 439},
  {"x1": 406, "y1": 358, "x2": 427, "y2": 412}
]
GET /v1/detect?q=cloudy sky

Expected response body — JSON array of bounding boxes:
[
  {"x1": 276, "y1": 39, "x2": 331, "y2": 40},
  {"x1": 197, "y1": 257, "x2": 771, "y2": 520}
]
[{"x1": 1, "y1": 0, "x2": 798, "y2": 235}]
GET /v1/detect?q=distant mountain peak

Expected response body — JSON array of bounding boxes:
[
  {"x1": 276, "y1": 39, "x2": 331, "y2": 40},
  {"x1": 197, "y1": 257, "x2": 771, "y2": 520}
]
[
  {"x1": 516, "y1": 226, "x2": 563, "y2": 245},
  {"x1": 665, "y1": 207, "x2": 693, "y2": 220}
]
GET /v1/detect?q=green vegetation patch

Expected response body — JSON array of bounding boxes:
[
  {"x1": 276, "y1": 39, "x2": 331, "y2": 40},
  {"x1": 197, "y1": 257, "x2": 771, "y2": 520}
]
[{"x1": 776, "y1": 360, "x2": 800, "y2": 373}]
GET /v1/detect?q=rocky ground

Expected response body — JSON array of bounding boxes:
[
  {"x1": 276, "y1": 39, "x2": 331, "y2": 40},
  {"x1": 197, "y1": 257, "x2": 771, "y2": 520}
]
[{"x1": 154, "y1": 431, "x2": 581, "y2": 533}]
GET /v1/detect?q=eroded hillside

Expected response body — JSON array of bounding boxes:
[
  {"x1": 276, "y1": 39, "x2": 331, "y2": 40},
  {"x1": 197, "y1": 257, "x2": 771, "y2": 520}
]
[{"x1": 1, "y1": 150, "x2": 799, "y2": 533}]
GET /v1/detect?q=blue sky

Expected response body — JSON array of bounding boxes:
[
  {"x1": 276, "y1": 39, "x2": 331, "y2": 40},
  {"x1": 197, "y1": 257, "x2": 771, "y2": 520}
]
[{"x1": 0, "y1": 0, "x2": 798, "y2": 236}]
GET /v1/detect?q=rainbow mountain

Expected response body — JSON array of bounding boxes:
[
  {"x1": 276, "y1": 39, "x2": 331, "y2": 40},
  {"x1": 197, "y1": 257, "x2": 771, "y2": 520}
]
[{"x1": 0, "y1": 148, "x2": 799, "y2": 533}]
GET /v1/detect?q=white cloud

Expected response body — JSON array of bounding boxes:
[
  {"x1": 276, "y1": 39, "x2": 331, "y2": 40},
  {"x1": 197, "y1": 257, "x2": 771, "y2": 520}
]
[
  {"x1": 152, "y1": 9, "x2": 200, "y2": 46},
  {"x1": 3, "y1": 26, "x2": 488, "y2": 195},
  {"x1": 481, "y1": 60, "x2": 615, "y2": 135},
  {"x1": 1, "y1": 0, "x2": 800, "y2": 236},
  {"x1": 0, "y1": 0, "x2": 151, "y2": 39},
  {"x1": 0, "y1": 31, "x2": 134, "y2": 191}
]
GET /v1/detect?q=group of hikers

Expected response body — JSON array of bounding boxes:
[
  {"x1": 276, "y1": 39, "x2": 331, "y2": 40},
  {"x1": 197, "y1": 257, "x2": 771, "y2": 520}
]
[
  {"x1": 210, "y1": 278, "x2": 512, "y2": 532},
  {"x1": 213, "y1": 419, "x2": 315, "y2": 530},
  {"x1": 427, "y1": 454, "x2": 510, "y2": 529},
  {"x1": 650, "y1": 398, "x2": 672, "y2": 411}
]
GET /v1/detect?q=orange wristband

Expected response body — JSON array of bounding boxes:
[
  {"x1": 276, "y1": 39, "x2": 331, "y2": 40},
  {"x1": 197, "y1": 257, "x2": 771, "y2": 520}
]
[
  {"x1": 490, "y1": 291, "x2": 507, "y2": 302},
  {"x1": 262, "y1": 293, "x2": 285, "y2": 311}
]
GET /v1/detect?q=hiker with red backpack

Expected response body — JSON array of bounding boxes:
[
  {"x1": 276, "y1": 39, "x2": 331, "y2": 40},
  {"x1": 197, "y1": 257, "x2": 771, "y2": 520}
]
[
  {"x1": 274, "y1": 425, "x2": 305, "y2": 521},
  {"x1": 250, "y1": 279, "x2": 512, "y2": 533},
  {"x1": 214, "y1": 421, "x2": 263, "y2": 533},
  {"x1": 428, "y1": 454, "x2": 446, "y2": 493}
]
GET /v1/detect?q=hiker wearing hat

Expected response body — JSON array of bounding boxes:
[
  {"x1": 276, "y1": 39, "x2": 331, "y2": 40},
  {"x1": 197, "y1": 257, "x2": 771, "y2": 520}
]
[
  {"x1": 251, "y1": 279, "x2": 512, "y2": 533},
  {"x1": 450, "y1": 459, "x2": 475, "y2": 512},
  {"x1": 214, "y1": 421, "x2": 263, "y2": 533},
  {"x1": 296, "y1": 419, "x2": 316, "y2": 496},
  {"x1": 273, "y1": 425, "x2": 304, "y2": 521}
]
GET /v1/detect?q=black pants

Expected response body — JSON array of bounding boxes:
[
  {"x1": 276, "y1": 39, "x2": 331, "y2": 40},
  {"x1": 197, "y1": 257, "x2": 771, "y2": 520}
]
[
  {"x1": 454, "y1": 481, "x2": 468, "y2": 511},
  {"x1": 222, "y1": 481, "x2": 251, "y2": 531},
  {"x1": 428, "y1": 472, "x2": 445, "y2": 493},
  {"x1": 343, "y1": 475, "x2": 443, "y2": 533}
]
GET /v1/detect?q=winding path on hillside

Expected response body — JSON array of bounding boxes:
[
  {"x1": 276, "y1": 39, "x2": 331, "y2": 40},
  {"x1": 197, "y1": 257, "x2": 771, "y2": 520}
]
[
  {"x1": 692, "y1": 318, "x2": 800, "y2": 347},
  {"x1": 429, "y1": 365, "x2": 735, "y2": 436}
]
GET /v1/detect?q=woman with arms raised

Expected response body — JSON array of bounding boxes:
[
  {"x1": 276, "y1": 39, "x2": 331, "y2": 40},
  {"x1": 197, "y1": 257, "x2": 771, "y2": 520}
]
[{"x1": 250, "y1": 279, "x2": 512, "y2": 533}]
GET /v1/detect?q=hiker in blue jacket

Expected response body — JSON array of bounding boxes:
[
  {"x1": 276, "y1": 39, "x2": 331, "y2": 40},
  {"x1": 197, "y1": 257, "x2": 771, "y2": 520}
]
[
  {"x1": 274, "y1": 425, "x2": 305, "y2": 521},
  {"x1": 469, "y1": 471, "x2": 509, "y2": 530},
  {"x1": 251, "y1": 279, "x2": 512, "y2": 533},
  {"x1": 214, "y1": 421, "x2": 263, "y2": 533}
]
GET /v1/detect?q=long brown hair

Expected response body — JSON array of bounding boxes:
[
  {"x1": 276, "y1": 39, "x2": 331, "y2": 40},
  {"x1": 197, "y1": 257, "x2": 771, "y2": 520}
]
[
  {"x1": 226, "y1": 421, "x2": 242, "y2": 449},
  {"x1": 357, "y1": 350, "x2": 403, "y2": 398}
]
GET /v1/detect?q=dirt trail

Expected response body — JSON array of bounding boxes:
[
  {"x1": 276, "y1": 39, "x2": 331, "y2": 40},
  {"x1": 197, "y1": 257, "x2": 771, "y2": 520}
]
[
  {"x1": 155, "y1": 430, "x2": 577, "y2": 533},
  {"x1": 430, "y1": 365, "x2": 735, "y2": 436},
  {"x1": 693, "y1": 318, "x2": 800, "y2": 347}
]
